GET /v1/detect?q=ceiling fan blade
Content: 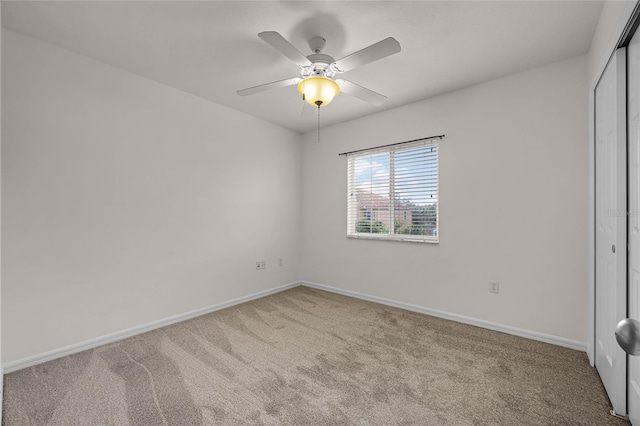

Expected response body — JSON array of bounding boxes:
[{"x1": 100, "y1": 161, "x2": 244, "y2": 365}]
[
  {"x1": 336, "y1": 79, "x2": 387, "y2": 106},
  {"x1": 258, "y1": 31, "x2": 312, "y2": 68},
  {"x1": 333, "y1": 37, "x2": 401, "y2": 72},
  {"x1": 237, "y1": 77, "x2": 301, "y2": 96}
]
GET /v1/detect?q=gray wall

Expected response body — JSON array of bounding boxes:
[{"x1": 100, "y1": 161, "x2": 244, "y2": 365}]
[
  {"x1": 2, "y1": 29, "x2": 595, "y2": 363},
  {"x1": 300, "y1": 55, "x2": 589, "y2": 343},
  {"x1": 2, "y1": 30, "x2": 302, "y2": 363}
]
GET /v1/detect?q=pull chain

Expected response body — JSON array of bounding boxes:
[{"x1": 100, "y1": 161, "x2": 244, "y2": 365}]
[{"x1": 317, "y1": 105, "x2": 320, "y2": 144}]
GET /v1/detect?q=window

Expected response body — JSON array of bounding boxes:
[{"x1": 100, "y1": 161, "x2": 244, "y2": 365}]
[{"x1": 347, "y1": 140, "x2": 438, "y2": 243}]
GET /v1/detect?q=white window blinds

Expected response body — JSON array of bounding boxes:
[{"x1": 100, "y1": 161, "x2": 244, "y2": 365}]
[{"x1": 347, "y1": 139, "x2": 439, "y2": 243}]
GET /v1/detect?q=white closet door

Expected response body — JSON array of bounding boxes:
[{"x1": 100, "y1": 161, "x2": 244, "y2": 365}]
[
  {"x1": 628, "y1": 27, "x2": 640, "y2": 425},
  {"x1": 595, "y1": 47, "x2": 627, "y2": 416}
]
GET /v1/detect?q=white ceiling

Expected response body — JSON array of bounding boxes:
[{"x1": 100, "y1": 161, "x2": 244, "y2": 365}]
[{"x1": 2, "y1": 1, "x2": 604, "y2": 133}]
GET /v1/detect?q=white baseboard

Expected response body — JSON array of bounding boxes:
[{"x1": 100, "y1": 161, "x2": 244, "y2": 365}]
[
  {"x1": 2, "y1": 282, "x2": 301, "y2": 374},
  {"x1": 301, "y1": 281, "x2": 587, "y2": 352},
  {"x1": 3, "y1": 279, "x2": 587, "y2": 374}
]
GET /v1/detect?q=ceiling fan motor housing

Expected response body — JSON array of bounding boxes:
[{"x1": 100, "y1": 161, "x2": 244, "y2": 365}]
[{"x1": 303, "y1": 53, "x2": 336, "y2": 77}]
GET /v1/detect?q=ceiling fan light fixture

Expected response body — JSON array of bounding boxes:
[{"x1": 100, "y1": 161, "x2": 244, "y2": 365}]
[{"x1": 297, "y1": 76, "x2": 340, "y2": 107}]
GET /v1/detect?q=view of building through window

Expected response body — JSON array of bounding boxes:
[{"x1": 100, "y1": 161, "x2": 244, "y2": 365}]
[{"x1": 347, "y1": 141, "x2": 438, "y2": 242}]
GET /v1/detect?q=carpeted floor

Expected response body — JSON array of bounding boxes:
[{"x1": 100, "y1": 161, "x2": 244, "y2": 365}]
[{"x1": 2, "y1": 286, "x2": 629, "y2": 425}]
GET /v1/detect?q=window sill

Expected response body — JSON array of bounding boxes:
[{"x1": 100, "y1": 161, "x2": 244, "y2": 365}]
[{"x1": 347, "y1": 235, "x2": 439, "y2": 244}]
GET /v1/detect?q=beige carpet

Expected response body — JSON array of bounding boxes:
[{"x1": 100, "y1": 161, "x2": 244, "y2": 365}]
[{"x1": 2, "y1": 286, "x2": 628, "y2": 425}]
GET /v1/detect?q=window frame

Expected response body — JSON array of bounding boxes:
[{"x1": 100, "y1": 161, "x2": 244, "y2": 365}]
[{"x1": 346, "y1": 140, "x2": 439, "y2": 244}]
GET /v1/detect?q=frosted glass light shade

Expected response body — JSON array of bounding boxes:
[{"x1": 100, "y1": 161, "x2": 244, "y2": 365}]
[{"x1": 297, "y1": 76, "x2": 340, "y2": 107}]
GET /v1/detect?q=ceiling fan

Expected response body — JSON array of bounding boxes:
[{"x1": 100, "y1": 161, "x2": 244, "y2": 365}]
[{"x1": 237, "y1": 31, "x2": 401, "y2": 108}]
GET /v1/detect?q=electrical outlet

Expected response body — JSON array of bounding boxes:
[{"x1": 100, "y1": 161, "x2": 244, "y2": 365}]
[
  {"x1": 256, "y1": 261, "x2": 262, "y2": 271},
  {"x1": 261, "y1": 260, "x2": 266, "y2": 270},
  {"x1": 489, "y1": 281, "x2": 500, "y2": 294},
  {"x1": 278, "y1": 258, "x2": 283, "y2": 267}
]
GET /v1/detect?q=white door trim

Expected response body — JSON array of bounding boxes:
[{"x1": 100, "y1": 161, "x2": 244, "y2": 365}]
[{"x1": 626, "y1": 26, "x2": 640, "y2": 423}]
